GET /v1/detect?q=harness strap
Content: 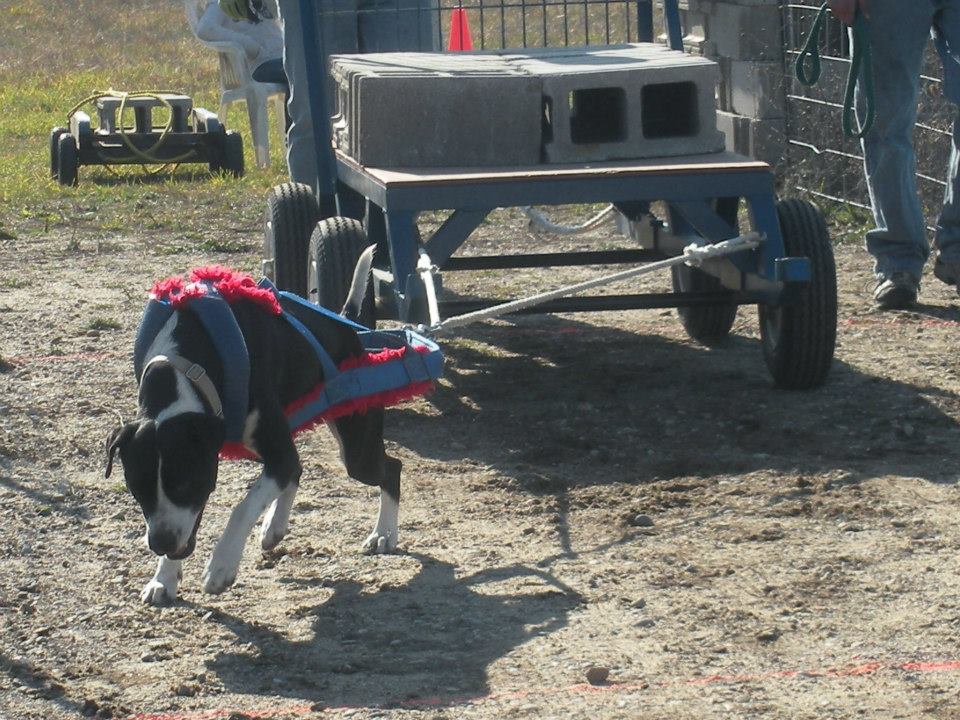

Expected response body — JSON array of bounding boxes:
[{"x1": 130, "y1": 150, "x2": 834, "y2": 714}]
[
  {"x1": 140, "y1": 354, "x2": 224, "y2": 420},
  {"x1": 278, "y1": 306, "x2": 340, "y2": 379}
]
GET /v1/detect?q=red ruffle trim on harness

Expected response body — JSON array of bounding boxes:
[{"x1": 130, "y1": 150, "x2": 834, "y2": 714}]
[
  {"x1": 218, "y1": 344, "x2": 433, "y2": 461},
  {"x1": 149, "y1": 266, "x2": 282, "y2": 315}
]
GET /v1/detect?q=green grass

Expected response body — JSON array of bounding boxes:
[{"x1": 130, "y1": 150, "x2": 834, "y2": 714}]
[
  {"x1": 819, "y1": 196, "x2": 873, "y2": 245},
  {"x1": 87, "y1": 317, "x2": 122, "y2": 332},
  {"x1": 0, "y1": 0, "x2": 287, "y2": 241}
]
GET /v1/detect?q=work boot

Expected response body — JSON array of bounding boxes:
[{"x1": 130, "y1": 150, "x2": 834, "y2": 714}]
[
  {"x1": 933, "y1": 257, "x2": 960, "y2": 294},
  {"x1": 873, "y1": 272, "x2": 919, "y2": 310}
]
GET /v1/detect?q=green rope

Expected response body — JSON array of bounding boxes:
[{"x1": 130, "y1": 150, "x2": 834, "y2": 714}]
[{"x1": 795, "y1": 2, "x2": 874, "y2": 139}]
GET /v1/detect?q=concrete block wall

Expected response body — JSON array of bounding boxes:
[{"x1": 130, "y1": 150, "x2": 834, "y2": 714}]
[{"x1": 663, "y1": 0, "x2": 788, "y2": 170}]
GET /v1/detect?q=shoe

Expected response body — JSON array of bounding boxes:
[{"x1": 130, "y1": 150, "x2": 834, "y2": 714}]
[
  {"x1": 874, "y1": 272, "x2": 919, "y2": 310},
  {"x1": 933, "y1": 257, "x2": 960, "y2": 293}
]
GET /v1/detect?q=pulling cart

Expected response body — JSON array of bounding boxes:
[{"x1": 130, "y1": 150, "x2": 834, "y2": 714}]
[
  {"x1": 50, "y1": 92, "x2": 244, "y2": 186},
  {"x1": 262, "y1": 0, "x2": 837, "y2": 389}
]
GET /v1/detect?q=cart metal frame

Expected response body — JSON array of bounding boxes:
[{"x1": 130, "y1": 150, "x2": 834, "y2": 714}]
[{"x1": 265, "y1": 0, "x2": 836, "y2": 388}]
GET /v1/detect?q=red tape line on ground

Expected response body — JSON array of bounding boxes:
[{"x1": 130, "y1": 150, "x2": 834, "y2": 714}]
[{"x1": 125, "y1": 657, "x2": 960, "y2": 720}]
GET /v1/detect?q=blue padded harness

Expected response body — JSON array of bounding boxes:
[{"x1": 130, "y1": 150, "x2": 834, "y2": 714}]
[
  {"x1": 134, "y1": 286, "x2": 250, "y2": 443},
  {"x1": 134, "y1": 276, "x2": 443, "y2": 446},
  {"x1": 259, "y1": 279, "x2": 443, "y2": 433}
]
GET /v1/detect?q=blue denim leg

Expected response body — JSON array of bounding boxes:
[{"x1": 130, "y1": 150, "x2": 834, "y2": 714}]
[
  {"x1": 857, "y1": 0, "x2": 936, "y2": 280},
  {"x1": 277, "y1": 0, "x2": 345, "y2": 186},
  {"x1": 932, "y1": 0, "x2": 960, "y2": 262}
]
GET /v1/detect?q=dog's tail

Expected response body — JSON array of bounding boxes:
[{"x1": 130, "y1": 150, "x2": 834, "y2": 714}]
[{"x1": 341, "y1": 244, "x2": 376, "y2": 322}]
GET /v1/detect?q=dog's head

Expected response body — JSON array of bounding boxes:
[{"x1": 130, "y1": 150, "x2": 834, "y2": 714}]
[{"x1": 105, "y1": 413, "x2": 224, "y2": 559}]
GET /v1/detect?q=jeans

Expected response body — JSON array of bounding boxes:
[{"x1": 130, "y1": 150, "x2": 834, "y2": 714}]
[
  {"x1": 857, "y1": 0, "x2": 960, "y2": 280},
  {"x1": 277, "y1": 0, "x2": 438, "y2": 187}
]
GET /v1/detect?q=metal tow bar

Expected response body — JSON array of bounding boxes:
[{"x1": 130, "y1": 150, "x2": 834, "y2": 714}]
[{"x1": 416, "y1": 232, "x2": 764, "y2": 336}]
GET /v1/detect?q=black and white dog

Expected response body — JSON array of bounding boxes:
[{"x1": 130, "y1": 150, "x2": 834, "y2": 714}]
[{"x1": 105, "y1": 248, "x2": 404, "y2": 605}]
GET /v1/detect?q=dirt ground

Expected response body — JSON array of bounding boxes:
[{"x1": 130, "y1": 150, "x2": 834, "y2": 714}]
[{"x1": 2, "y1": 205, "x2": 960, "y2": 720}]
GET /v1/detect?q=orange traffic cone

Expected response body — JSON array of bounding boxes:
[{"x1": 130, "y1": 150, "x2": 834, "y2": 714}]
[{"x1": 448, "y1": 7, "x2": 474, "y2": 51}]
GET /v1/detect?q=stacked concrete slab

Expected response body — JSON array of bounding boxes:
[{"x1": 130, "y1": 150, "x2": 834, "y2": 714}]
[
  {"x1": 329, "y1": 53, "x2": 542, "y2": 168},
  {"x1": 507, "y1": 44, "x2": 724, "y2": 164},
  {"x1": 663, "y1": 0, "x2": 788, "y2": 169},
  {"x1": 329, "y1": 43, "x2": 725, "y2": 168}
]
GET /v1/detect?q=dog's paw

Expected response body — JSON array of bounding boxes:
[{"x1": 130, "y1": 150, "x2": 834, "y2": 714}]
[
  {"x1": 202, "y1": 557, "x2": 239, "y2": 594},
  {"x1": 361, "y1": 531, "x2": 397, "y2": 555},
  {"x1": 141, "y1": 579, "x2": 176, "y2": 606}
]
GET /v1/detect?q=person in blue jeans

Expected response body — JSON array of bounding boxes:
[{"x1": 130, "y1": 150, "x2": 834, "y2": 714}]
[
  {"x1": 220, "y1": 0, "x2": 436, "y2": 190},
  {"x1": 828, "y1": 0, "x2": 960, "y2": 309}
]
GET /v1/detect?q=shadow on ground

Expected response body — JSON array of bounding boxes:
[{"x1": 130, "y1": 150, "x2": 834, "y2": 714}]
[
  {"x1": 207, "y1": 552, "x2": 584, "y2": 708},
  {"x1": 390, "y1": 311, "x2": 960, "y2": 487}
]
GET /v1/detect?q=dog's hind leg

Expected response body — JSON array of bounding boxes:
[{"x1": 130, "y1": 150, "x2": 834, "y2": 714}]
[
  {"x1": 203, "y1": 411, "x2": 301, "y2": 594},
  {"x1": 330, "y1": 411, "x2": 402, "y2": 555},
  {"x1": 361, "y1": 456, "x2": 401, "y2": 555},
  {"x1": 141, "y1": 556, "x2": 182, "y2": 606}
]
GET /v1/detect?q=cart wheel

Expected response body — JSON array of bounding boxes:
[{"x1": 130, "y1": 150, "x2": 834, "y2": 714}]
[
  {"x1": 264, "y1": 182, "x2": 318, "y2": 296},
  {"x1": 758, "y1": 198, "x2": 837, "y2": 389},
  {"x1": 671, "y1": 197, "x2": 739, "y2": 346},
  {"x1": 671, "y1": 266, "x2": 738, "y2": 346},
  {"x1": 50, "y1": 127, "x2": 68, "y2": 179},
  {"x1": 211, "y1": 130, "x2": 244, "y2": 178},
  {"x1": 308, "y1": 216, "x2": 375, "y2": 327},
  {"x1": 56, "y1": 133, "x2": 79, "y2": 187}
]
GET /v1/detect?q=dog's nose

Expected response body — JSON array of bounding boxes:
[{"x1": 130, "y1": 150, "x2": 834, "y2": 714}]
[{"x1": 147, "y1": 529, "x2": 179, "y2": 556}]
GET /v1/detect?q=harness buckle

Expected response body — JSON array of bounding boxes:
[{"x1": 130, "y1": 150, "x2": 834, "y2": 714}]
[{"x1": 184, "y1": 363, "x2": 207, "y2": 382}]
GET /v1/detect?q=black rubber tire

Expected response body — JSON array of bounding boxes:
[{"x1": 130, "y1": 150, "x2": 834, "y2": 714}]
[
  {"x1": 671, "y1": 265, "x2": 738, "y2": 346},
  {"x1": 56, "y1": 133, "x2": 79, "y2": 187},
  {"x1": 759, "y1": 198, "x2": 837, "y2": 390},
  {"x1": 219, "y1": 130, "x2": 244, "y2": 178},
  {"x1": 264, "y1": 182, "x2": 318, "y2": 296},
  {"x1": 308, "y1": 216, "x2": 375, "y2": 327},
  {"x1": 50, "y1": 127, "x2": 68, "y2": 179},
  {"x1": 671, "y1": 197, "x2": 739, "y2": 346},
  {"x1": 210, "y1": 130, "x2": 244, "y2": 177}
]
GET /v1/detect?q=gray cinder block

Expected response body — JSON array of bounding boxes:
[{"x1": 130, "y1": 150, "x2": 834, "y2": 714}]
[
  {"x1": 330, "y1": 44, "x2": 725, "y2": 168},
  {"x1": 508, "y1": 44, "x2": 724, "y2": 164},
  {"x1": 330, "y1": 53, "x2": 542, "y2": 168},
  {"x1": 708, "y1": 2, "x2": 782, "y2": 61},
  {"x1": 717, "y1": 58, "x2": 786, "y2": 120},
  {"x1": 716, "y1": 109, "x2": 787, "y2": 169}
]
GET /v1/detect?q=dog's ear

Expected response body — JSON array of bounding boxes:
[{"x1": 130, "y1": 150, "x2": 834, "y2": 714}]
[{"x1": 105, "y1": 422, "x2": 138, "y2": 478}]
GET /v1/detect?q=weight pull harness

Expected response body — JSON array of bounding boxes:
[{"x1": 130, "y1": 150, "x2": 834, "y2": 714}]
[{"x1": 133, "y1": 266, "x2": 443, "y2": 460}]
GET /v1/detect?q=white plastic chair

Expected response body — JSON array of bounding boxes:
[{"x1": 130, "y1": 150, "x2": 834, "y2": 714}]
[{"x1": 184, "y1": 0, "x2": 286, "y2": 168}]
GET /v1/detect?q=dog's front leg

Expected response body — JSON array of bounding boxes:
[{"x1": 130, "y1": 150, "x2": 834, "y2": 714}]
[
  {"x1": 202, "y1": 473, "x2": 282, "y2": 594},
  {"x1": 141, "y1": 556, "x2": 182, "y2": 605},
  {"x1": 259, "y1": 479, "x2": 298, "y2": 551}
]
